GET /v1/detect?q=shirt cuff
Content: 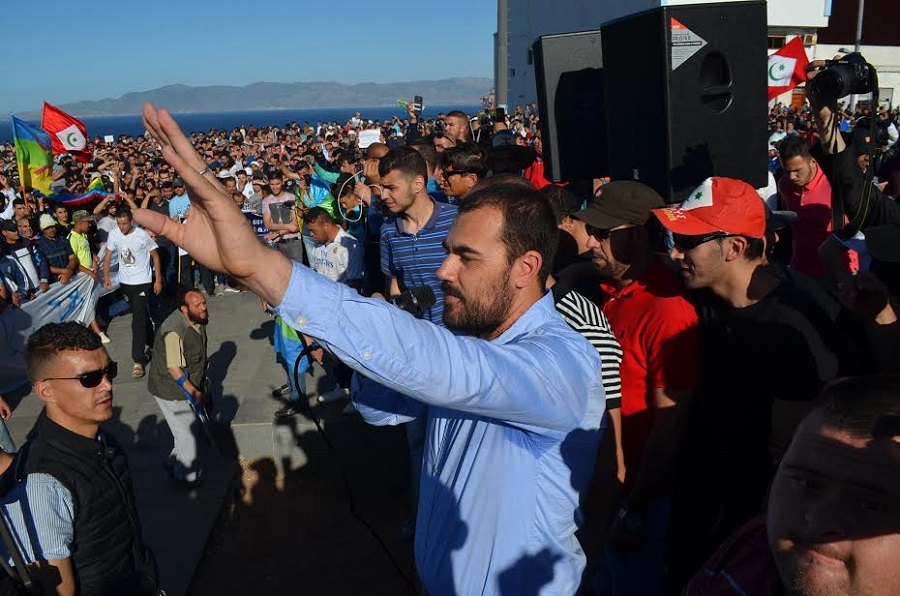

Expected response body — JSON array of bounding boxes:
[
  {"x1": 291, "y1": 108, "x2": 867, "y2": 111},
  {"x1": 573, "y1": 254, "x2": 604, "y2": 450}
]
[{"x1": 275, "y1": 262, "x2": 342, "y2": 338}]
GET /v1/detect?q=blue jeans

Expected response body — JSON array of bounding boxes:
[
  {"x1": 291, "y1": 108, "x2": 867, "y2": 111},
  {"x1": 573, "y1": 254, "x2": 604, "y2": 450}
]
[{"x1": 594, "y1": 496, "x2": 671, "y2": 596}]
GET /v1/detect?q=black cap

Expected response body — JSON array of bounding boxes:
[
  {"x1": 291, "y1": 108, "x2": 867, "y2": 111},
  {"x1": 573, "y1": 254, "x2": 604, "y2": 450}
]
[
  {"x1": 0, "y1": 219, "x2": 19, "y2": 232},
  {"x1": 160, "y1": 181, "x2": 173, "y2": 189},
  {"x1": 573, "y1": 181, "x2": 665, "y2": 229},
  {"x1": 173, "y1": 178, "x2": 185, "y2": 187}
]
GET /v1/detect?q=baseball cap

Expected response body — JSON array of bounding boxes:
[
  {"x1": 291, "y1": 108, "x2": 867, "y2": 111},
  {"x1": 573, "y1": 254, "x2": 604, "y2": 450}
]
[
  {"x1": 573, "y1": 181, "x2": 665, "y2": 230},
  {"x1": 39, "y1": 214, "x2": 57, "y2": 230},
  {"x1": 173, "y1": 178, "x2": 185, "y2": 187},
  {"x1": 0, "y1": 219, "x2": 17, "y2": 232},
  {"x1": 652, "y1": 177, "x2": 766, "y2": 238},
  {"x1": 72, "y1": 210, "x2": 95, "y2": 223}
]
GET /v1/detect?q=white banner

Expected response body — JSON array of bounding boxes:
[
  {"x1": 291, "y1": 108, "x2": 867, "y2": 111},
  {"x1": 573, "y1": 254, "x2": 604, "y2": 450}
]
[{"x1": 0, "y1": 249, "x2": 119, "y2": 392}]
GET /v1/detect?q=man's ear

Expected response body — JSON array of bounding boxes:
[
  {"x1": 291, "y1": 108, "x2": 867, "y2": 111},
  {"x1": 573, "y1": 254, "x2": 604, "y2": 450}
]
[
  {"x1": 512, "y1": 250, "x2": 543, "y2": 290},
  {"x1": 34, "y1": 381, "x2": 55, "y2": 405}
]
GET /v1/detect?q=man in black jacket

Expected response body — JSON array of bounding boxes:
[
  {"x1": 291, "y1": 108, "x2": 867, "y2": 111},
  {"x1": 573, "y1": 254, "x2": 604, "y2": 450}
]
[{"x1": 0, "y1": 322, "x2": 158, "y2": 595}]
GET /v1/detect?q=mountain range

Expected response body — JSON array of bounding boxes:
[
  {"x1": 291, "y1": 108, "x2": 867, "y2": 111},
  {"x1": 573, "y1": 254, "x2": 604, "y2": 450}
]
[{"x1": 12, "y1": 77, "x2": 493, "y2": 119}]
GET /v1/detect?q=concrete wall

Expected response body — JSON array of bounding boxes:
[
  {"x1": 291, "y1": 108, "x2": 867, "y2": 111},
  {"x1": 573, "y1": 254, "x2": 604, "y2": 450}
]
[{"x1": 503, "y1": 0, "x2": 831, "y2": 107}]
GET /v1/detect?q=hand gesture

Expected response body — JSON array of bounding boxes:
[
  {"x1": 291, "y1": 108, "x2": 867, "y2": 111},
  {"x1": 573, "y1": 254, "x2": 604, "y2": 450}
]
[
  {"x1": 354, "y1": 181, "x2": 373, "y2": 206},
  {"x1": 134, "y1": 104, "x2": 291, "y2": 306}
]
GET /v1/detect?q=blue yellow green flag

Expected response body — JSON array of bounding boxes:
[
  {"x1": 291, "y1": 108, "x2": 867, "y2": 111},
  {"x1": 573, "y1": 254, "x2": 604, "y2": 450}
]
[{"x1": 11, "y1": 116, "x2": 54, "y2": 196}]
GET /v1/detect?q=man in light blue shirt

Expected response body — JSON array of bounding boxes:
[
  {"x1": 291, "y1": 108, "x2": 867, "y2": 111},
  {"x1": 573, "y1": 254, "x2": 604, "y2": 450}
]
[{"x1": 136, "y1": 103, "x2": 606, "y2": 595}]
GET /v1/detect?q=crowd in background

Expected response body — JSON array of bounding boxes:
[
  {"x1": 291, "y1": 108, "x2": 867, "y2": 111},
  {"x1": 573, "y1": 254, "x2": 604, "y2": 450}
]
[{"x1": 1, "y1": 85, "x2": 900, "y2": 595}]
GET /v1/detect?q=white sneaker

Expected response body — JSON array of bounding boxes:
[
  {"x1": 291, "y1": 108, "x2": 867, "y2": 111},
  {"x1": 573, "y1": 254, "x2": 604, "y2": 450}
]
[
  {"x1": 99, "y1": 332, "x2": 111, "y2": 344},
  {"x1": 317, "y1": 387, "x2": 350, "y2": 403}
]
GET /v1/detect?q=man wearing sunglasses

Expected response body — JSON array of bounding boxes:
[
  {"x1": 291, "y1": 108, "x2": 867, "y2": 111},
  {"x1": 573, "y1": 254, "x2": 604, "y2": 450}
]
[
  {"x1": 651, "y1": 177, "x2": 847, "y2": 588},
  {"x1": 573, "y1": 181, "x2": 699, "y2": 595},
  {"x1": 0, "y1": 322, "x2": 158, "y2": 594}
]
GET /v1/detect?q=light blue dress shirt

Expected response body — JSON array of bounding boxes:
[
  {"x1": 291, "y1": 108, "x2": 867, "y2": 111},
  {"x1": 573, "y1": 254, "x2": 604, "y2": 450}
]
[{"x1": 277, "y1": 262, "x2": 606, "y2": 595}]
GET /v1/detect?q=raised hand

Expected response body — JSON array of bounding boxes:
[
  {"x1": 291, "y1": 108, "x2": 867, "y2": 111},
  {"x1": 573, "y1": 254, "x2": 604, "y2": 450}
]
[{"x1": 134, "y1": 103, "x2": 292, "y2": 306}]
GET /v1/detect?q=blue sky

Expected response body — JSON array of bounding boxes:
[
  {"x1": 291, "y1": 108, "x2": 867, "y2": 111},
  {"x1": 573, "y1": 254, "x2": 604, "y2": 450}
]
[{"x1": 4, "y1": 0, "x2": 496, "y2": 114}]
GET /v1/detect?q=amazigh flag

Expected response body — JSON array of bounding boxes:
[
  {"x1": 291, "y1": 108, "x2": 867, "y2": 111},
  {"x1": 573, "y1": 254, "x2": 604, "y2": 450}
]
[
  {"x1": 768, "y1": 37, "x2": 809, "y2": 100},
  {"x1": 11, "y1": 116, "x2": 54, "y2": 196},
  {"x1": 87, "y1": 175, "x2": 105, "y2": 192},
  {"x1": 41, "y1": 102, "x2": 90, "y2": 163}
]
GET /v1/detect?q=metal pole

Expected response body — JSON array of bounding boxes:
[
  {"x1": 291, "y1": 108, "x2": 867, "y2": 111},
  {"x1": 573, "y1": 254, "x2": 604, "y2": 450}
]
[
  {"x1": 496, "y1": 0, "x2": 509, "y2": 108},
  {"x1": 850, "y1": 0, "x2": 865, "y2": 111}
]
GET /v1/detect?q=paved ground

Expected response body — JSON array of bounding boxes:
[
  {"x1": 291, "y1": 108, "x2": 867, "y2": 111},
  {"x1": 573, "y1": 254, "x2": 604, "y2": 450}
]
[{"x1": 4, "y1": 290, "x2": 415, "y2": 595}]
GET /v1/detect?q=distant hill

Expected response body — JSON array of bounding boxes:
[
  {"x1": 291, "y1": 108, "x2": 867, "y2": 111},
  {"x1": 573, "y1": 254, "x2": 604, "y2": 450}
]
[{"x1": 11, "y1": 78, "x2": 493, "y2": 119}]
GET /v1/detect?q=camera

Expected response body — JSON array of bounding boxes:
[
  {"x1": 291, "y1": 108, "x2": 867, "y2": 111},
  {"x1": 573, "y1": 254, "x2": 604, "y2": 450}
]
[{"x1": 808, "y1": 52, "x2": 877, "y2": 102}]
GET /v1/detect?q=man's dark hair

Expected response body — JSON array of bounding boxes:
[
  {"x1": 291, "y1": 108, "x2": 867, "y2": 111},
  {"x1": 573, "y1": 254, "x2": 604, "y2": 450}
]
[
  {"x1": 336, "y1": 152, "x2": 357, "y2": 168},
  {"x1": 446, "y1": 110, "x2": 469, "y2": 121},
  {"x1": 440, "y1": 144, "x2": 488, "y2": 179},
  {"x1": 743, "y1": 237, "x2": 766, "y2": 261},
  {"x1": 458, "y1": 183, "x2": 558, "y2": 286},
  {"x1": 378, "y1": 146, "x2": 427, "y2": 182},
  {"x1": 815, "y1": 375, "x2": 900, "y2": 440},
  {"x1": 408, "y1": 140, "x2": 439, "y2": 171},
  {"x1": 305, "y1": 206, "x2": 335, "y2": 225},
  {"x1": 12, "y1": 198, "x2": 24, "y2": 207},
  {"x1": 115, "y1": 208, "x2": 133, "y2": 221},
  {"x1": 268, "y1": 171, "x2": 284, "y2": 181},
  {"x1": 332, "y1": 173, "x2": 356, "y2": 199},
  {"x1": 541, "y1": 185, "x2": 584, "y2": 225},
  {"x1": 778, "y1": 135, "x2": 812, "y2": 163},
  {"x1": 26, "y1": 322, "x2": 102, "y2": 382},
  {"x1": 177, "y1": 287, "x2": 203, "y2": 309}
]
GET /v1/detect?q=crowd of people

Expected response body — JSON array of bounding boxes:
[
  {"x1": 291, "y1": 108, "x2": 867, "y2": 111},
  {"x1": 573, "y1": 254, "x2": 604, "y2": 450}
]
[{"x1": 0, "y1": 63, "x2": 899, "y2": 595}]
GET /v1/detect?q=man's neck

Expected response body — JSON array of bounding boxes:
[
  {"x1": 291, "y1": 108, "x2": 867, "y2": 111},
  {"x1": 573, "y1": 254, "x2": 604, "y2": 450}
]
[
  {"x1": 325, "y1": 227, "x2": 340, "y2": 244},
  {"x1": 711, "y1": 261, "x2": 777, "y2": 308},
  {"x1": 483, "y1": 286, "x2": 544, "y2": 341},
  {"x1": 400, "y1": 193, "x2": 435, "y2": 233}
]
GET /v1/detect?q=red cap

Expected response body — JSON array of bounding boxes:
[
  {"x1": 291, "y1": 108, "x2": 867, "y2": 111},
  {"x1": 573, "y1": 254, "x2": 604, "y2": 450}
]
[{"x1": 652, "y1": 177, "x2": 766, "y2": 238}]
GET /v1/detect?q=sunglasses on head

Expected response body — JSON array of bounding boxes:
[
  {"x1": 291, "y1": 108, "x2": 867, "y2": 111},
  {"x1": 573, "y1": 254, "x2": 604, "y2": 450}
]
[
  {"x1": 671, "y1": 232, "x2": 737, "y2": 251},
  {"x1": 43, "y1": 362, "x2": 118, "y2": 388}
]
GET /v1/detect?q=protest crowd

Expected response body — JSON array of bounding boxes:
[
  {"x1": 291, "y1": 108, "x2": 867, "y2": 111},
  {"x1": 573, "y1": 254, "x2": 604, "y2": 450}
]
[{"x1": 0, "y1": 58, "x2": 900, "y2": 596}]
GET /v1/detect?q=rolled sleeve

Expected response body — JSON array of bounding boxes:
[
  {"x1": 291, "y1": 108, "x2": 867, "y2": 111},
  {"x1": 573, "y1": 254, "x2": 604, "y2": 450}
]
[
  {"x1": 164, "y1": 331, "x2": 186, "y2": 368},
  {"x1": 0, "y1": 473, "x2": 74, "y2": 564}
]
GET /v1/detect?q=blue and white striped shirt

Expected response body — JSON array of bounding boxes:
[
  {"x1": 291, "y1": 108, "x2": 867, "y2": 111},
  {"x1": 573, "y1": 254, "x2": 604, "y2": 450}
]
[
  {"x1": 380, "y1": 199, "x2": 457, "y2": 325},
  {"x1": 0, "y1": 473, "x2": 74, "y2": 565}
]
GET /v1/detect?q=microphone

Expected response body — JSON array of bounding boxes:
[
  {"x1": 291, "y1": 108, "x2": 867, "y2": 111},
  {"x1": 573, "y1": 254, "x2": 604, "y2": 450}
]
[{"x1": 389, "y1": 285, "x2": 436, "y2": 317}]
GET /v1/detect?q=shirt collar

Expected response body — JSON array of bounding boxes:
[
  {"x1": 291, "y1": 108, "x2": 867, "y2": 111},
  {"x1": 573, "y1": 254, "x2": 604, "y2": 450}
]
[
  {"x1": 394, "y1": 197, "x2": 442, "y2": 235},
  {"x1": 494, "y1": 291, "x2": 556, "y2": 345}
]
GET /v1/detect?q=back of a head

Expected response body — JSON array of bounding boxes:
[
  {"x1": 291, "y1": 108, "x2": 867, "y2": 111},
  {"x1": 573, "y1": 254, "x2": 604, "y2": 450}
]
[
  {"x1": 26, "y1": 322, "x2": 102, "y2": 383},
  {"x1": 332, "y1": 173, "x2": 356, "y2": 199},
  {"x1": 541, "y1": 185, "x2": 584, "y2": 226},
  {"x1": 305, "y1": 206, "x2": 335, "y2": 225},
  {"x1": 378, "y1": 146, "x2": 427, "y2": 182},
  {"x1": 459, "y1": 183, "x2": 558, "y2": 285},
  {"x1": 409, "y1": 142, "x2": 439, "y2": 172},
  {"x1": 440, "y1": 144, "x2": 488, "y2": 179}
]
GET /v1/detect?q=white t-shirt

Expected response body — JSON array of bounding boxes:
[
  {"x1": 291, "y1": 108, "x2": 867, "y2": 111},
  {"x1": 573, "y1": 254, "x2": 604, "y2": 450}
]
[
  {"x1": 311, "y1": 228, "x2": 363, "y2": 284},
  {"x1": 106, "y1": 225, "x2": 158, "y2": 285}
]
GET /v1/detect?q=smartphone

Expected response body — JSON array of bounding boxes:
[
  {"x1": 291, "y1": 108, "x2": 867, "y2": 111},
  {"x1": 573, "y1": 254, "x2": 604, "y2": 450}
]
[{"x1": 413, "y1": 96, "x2": 424, "y2": 116}]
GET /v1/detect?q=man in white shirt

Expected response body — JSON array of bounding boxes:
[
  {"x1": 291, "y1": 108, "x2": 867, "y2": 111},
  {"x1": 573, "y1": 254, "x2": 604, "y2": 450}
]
[
  {"x1": 306, "y1": 206, "x2": 363, "y2": 289},
  {"x1": 102, "y1": 209, "x2": 162, "y2": 378}
]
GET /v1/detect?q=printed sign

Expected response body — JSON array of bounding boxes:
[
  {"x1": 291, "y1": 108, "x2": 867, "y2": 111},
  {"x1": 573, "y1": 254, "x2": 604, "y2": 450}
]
[{"x1": 670, "y1": 18, "x2": 707, "y2": 71}]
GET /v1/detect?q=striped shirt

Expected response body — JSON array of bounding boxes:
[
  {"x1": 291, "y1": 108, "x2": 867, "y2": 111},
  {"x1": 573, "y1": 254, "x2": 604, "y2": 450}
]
[
  {"x1": 380, "y1": 199, "x2": 457, "y2": 325},
  {"x1": 0, "y1": 473, "x2": 74, "y2": 564},
  {"x1": 35, "y1": 234, "x2": 74, "y2": 271},
  {"x1": 553, "y1": 287, "x2": 623, "y2": 408}
]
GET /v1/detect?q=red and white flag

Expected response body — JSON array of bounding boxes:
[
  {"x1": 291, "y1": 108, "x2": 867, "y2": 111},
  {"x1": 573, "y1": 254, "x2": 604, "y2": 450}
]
[
  {"x1": 41, "y1": 102, "x2": 91, "y2": 163},
  {"x1": 767, "y1": 37, "x2": 809, "y2": 100}
]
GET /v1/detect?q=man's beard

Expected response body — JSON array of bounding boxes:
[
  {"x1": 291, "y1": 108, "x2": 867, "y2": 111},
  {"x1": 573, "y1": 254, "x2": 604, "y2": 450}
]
[
  {"x1": 441, "y1": 272, "x2": 513, "y2": 338},
  {"x1": 188, "y1": 311, "x2": 209, "y2": 325}
]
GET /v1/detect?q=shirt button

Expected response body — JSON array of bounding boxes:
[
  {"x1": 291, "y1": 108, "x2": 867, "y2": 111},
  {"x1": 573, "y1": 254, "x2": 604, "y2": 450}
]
[
  {"x1": 361, "y1": 350, "x2": 372, "y2": 361},
  {"x1": 296, "y1": 316, "x2": 307, "y2": 328}
]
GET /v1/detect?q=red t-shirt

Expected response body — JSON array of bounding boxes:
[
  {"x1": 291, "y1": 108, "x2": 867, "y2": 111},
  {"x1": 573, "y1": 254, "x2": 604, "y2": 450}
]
[
  {"x1": 601, "y1": 257, "x2": 699, "y2": 488},
  {"x1": 778, "y1": 160, "x2": 858, "y2": 278}
]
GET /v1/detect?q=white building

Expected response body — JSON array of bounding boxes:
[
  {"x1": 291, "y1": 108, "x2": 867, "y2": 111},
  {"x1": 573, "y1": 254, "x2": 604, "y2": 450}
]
[{"x1": 498, "y1": 0, "x2": 899, "y2": 110}]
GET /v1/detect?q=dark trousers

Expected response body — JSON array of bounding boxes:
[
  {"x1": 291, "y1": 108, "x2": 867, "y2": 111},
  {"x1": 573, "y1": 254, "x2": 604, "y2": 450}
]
[
  {"x1": 178, "y1": 255, "x2": 214, "y2": 294},
  {"x1": 120, "y1": 282, "x2": 153, "y2": 365}
]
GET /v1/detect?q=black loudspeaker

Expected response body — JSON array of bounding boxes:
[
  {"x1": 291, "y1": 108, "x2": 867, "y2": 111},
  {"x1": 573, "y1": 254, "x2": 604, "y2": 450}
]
[
  {"x1": 601, "y1": 1, "x2": 768, "y2": 202},
  {"x1": 533, "y1": 30, "x2": 608, "y2": 182}
]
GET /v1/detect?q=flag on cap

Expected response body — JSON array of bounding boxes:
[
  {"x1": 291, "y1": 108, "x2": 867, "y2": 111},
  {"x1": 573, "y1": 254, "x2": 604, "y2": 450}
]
[
  {"x1": 767, "y1": 37, "x2": 809, "y2": 101},
  {"x1": 41, "y1": 102, "x2": 91, "y2": 163},
  {"x1": 11, "y1": 116, "x2": 55, "y2": 197}
]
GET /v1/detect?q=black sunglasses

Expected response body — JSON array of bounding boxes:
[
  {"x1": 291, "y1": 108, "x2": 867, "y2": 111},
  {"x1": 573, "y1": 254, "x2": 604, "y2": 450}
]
[
  {"x1": 671, "y1": 232, "x2": 736, "y2": 251},
  {"x1": 43, "y1": 362, "x2": 118, "y2": 388},
  {"x1": 442, "y1": 170, "x2": 474, "y2": 179},
  {"x1": 585, "y1": 225, "x2": 612, "y2": 241}
]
